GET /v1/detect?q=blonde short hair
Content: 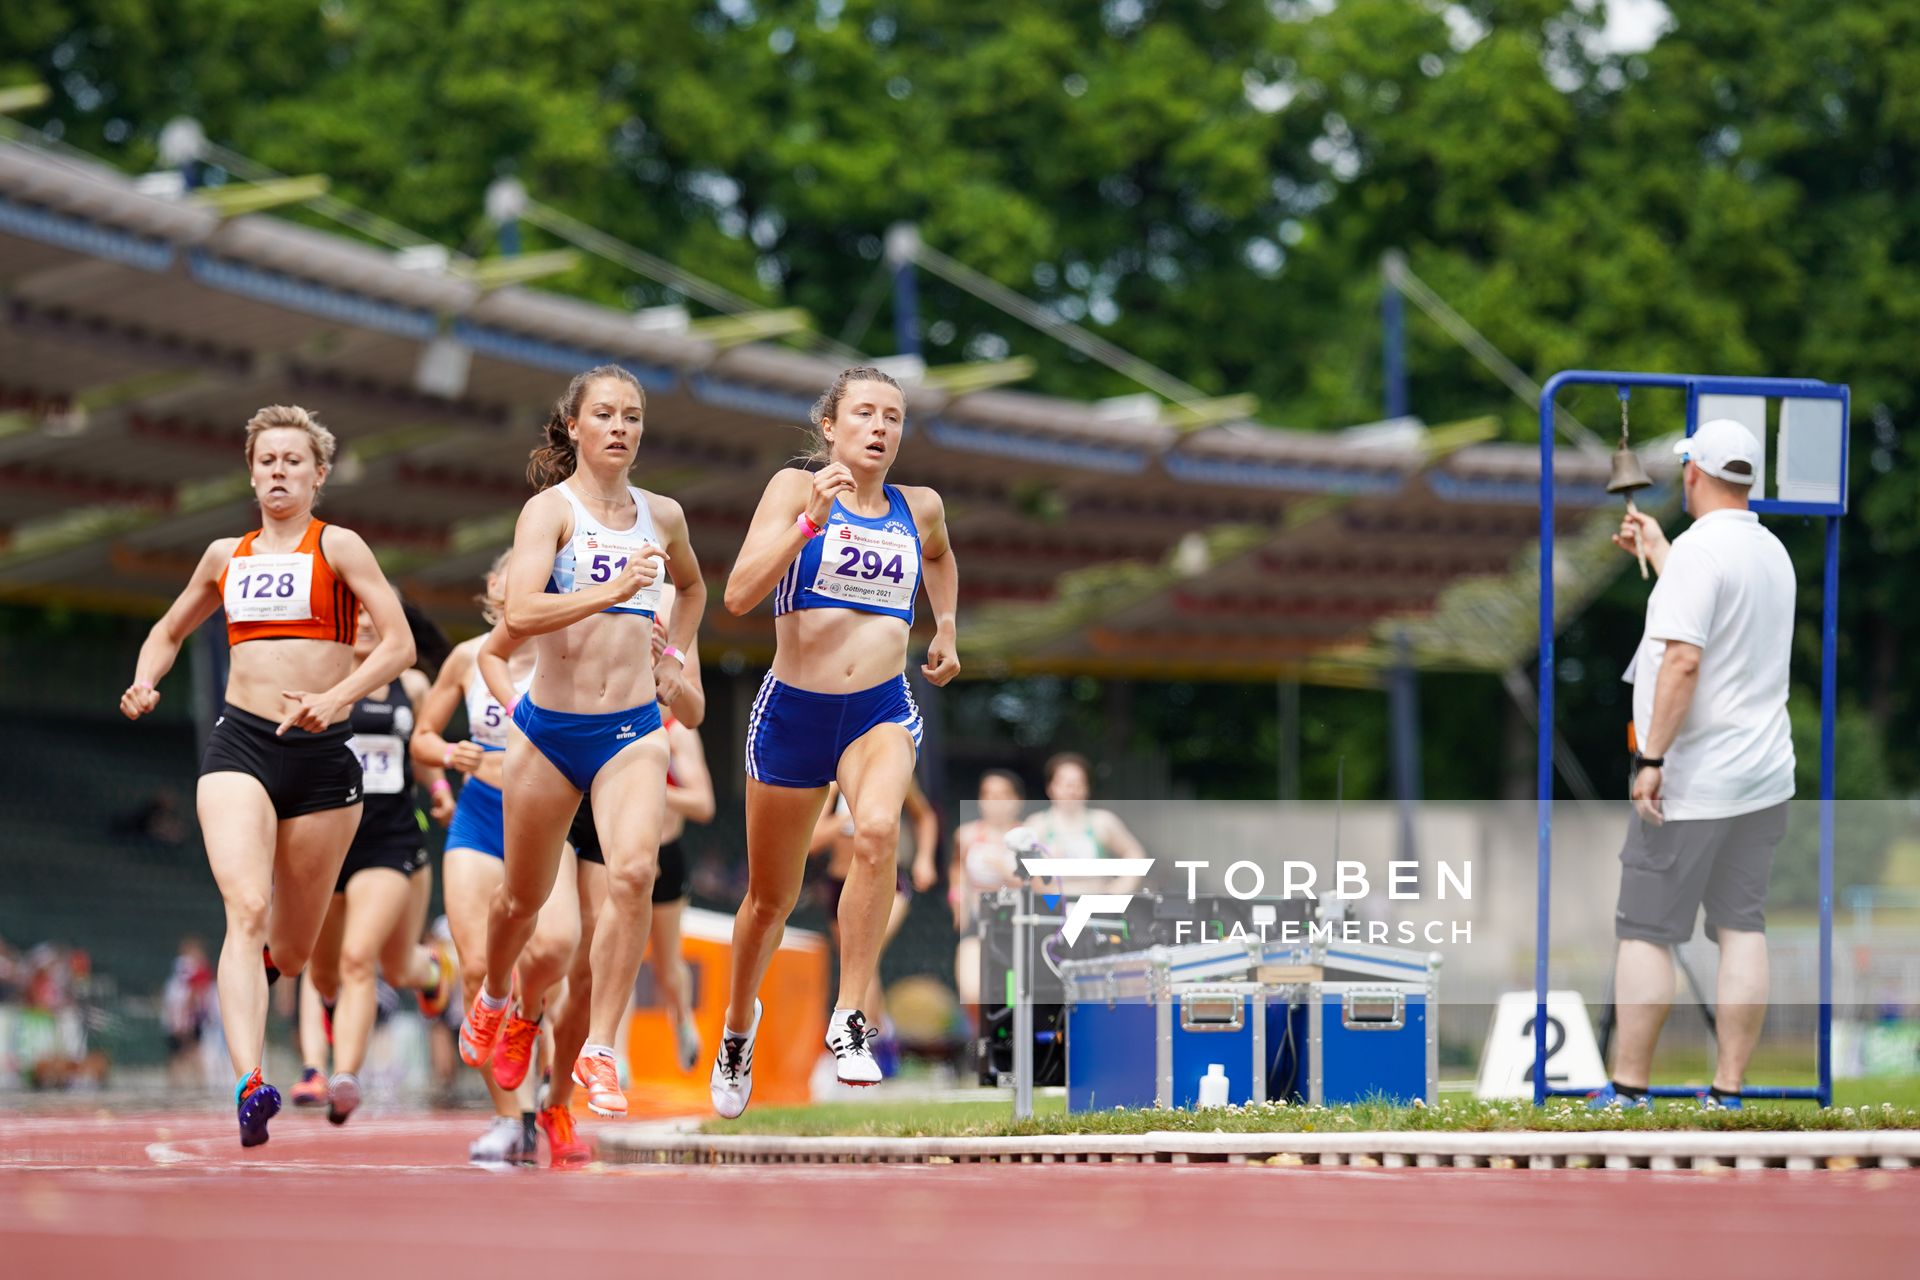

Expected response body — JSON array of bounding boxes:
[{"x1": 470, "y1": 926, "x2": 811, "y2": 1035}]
[
  {"x1": 477, "y1": 549, "x2": 510, "y2": 627},
  {"x1": 244, "y1": 404, "x2": 337, "y2": 470}
]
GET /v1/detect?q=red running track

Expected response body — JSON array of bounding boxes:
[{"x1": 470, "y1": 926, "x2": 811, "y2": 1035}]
[{"x1": 2, "y1": 1110, "x2": 1915, "y2": 1279}]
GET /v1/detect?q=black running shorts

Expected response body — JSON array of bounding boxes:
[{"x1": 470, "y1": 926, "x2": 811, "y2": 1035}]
[
  {"x1": 566, "y1": 802, "x2": 689, "y2": 903},
  {"x1": 335, "y1": 836, "x2": 429, "y2": 893},
  {"x1": 200, "y1": 703, "x2": 362, "y2": 820}
]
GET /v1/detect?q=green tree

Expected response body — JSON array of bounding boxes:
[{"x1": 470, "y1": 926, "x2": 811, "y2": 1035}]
[{"x1": 7, "y1": 0, "x2": 1920, "y2": 802}]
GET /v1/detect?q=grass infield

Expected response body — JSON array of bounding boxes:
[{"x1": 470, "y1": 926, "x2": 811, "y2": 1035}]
[{"x1": 702, "y1": 1077, "x2": 1920, "y2": 1138}]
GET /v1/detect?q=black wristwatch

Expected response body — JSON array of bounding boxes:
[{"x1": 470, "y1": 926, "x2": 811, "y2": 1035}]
[{"x1": 1631, "y1": 752, "x2": 1665, "y2": 774}]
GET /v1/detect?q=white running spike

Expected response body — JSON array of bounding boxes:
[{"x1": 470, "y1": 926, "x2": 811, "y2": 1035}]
[{"x1": 710, "y1": 999, "x2": 762, "y2": 1119}]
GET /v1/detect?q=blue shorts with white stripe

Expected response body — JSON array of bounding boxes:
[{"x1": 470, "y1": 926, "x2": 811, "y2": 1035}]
[{"x1": 744, "y1": 673, "x2": 923, "y2": 789}]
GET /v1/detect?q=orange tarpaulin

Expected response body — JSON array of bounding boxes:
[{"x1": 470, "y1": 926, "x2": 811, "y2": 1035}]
[{"x1": 620, "y1": 907, "x2": 829, "y2": 1118}]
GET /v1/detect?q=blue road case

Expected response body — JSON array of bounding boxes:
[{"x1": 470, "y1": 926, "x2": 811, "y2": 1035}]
[
  {"x1": 1066, "y1": 981, "x2": 1274, "y2": 1111},
  {"x1": 1061, "y1": 942, "x2": 1437, "y2": 1111},
  {"x1": 1270, "y1": 981, "x2": 1435, "y2": 1107}
]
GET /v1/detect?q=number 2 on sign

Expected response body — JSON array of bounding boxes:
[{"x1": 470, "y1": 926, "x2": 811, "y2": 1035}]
[
  {"x1": 1520, "y1": 1014, "x2": 1568, "y2": 1084},
  {"x1": 834, "y1": 546, "x2": 904, "y2": 583}
]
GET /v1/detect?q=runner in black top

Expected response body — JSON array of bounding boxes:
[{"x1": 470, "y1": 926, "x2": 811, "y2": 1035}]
[{"x1": 290, "y1": 606, "x2": 454, "y2": 1124}]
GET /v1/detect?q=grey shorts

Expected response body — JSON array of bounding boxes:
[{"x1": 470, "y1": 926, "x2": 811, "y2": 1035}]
[{"x1": 1614, "y1": 801, "x2": 1789, "y2": 944}]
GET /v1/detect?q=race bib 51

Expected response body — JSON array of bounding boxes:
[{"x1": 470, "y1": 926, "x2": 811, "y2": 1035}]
[{"x1": 574, "y1": 532, "x2": 663, "y2": 613}]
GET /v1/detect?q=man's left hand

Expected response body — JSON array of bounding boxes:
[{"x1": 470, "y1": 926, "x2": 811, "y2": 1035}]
[{"x1": 1632, "y1": 765, "x2": 1665, "y2": 826}]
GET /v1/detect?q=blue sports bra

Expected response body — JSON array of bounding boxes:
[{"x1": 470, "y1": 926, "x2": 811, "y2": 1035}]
[
  {"x1": 544, "y1": 480, "x2": 662, "y2": 618},
  {"x1": 774, "y1": 484, "x2": 922, "y2": 625}
]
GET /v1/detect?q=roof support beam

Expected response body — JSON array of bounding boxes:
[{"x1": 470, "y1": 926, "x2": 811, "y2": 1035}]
[
  {"x1": 1417, "y1": 414, "x2": 1501, "y2": 461},
  {"x1": 1165, "y1": 394, "x2": 1260, "y2": 434},
  {"x1": 0, "y1": 85, "x2": 51, "y2": 115},
  {"x1": 687, "y1": 307, "x2": 811, "y2": 349},
  {"x1": 460, "y1": 249, "x2": 583, "y2": 291},
  {"x1": 920, "y1": 357, "x2": 1036, "y2": 397},
  {"x1": 190, "y1": 175, "x2": 331, "y2": 218}
]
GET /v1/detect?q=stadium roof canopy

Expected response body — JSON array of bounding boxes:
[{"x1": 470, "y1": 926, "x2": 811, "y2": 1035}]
[{"x1": 0, "y1": 136, "x2": 1661, "y2": 685}]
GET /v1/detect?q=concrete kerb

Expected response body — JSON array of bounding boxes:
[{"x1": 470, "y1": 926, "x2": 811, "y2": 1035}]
[{"x1": 595, "y1": 1126, "x2": 1920, "y2": 1171}]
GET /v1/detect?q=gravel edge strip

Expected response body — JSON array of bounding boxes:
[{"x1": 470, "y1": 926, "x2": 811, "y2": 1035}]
[{"x1": 595, "y1": 1126, "x2": 1920, "y2": 1171}]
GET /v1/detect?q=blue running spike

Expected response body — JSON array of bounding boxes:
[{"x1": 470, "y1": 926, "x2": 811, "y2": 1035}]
[{"x1": 238, "y1": 1080, "x2": 282, "y2": 1148}]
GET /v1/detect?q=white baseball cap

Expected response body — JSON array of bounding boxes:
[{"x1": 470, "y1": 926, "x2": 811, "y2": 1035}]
[{"x1": 1674, "y1": 418, "x2": 1761, "y2": 486}]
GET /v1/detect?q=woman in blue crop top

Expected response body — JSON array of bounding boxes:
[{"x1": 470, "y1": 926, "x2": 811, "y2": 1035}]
[{"x1": 710, "y1": 365, "x2": 961, "y2": 1115}]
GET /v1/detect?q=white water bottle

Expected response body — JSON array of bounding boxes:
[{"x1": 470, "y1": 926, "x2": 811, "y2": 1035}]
[{"x1": 1197, "y1": 1063, "x2": 1230, "y2": 1109}]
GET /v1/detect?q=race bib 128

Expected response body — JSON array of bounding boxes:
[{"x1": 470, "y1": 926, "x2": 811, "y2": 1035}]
[{"x1": 224, "y1": 553, "x2": 314, "y2": 624}]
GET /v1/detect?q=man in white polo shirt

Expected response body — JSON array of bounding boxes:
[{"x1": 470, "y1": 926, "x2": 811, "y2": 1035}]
[{"x1": 1591, "y1": 417, "x2": 1796, "y2": 1111}]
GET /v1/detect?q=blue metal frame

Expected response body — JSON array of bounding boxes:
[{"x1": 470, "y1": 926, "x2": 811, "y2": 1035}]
[{"x1": 1534, "y1": 370, "x2": 1847, "y2": 1108}]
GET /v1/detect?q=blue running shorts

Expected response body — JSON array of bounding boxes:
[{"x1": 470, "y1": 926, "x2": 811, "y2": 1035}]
[{"x1": 744, "y1": 674, "x2": 923, "y2": 789}]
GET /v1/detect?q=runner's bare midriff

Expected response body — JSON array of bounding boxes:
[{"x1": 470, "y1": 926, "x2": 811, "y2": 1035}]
[
  {"x1": 225, "y1": 638, "x2": 355, "y2": 723},
  {"x1": 528, "y1": 609, "x2": 659, "y2": 713},
  {"x1": 771, "y1": 608, "x2": 910, "y2": 693}
]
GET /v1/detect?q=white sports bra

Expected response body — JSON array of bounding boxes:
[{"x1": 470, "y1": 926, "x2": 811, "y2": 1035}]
[
  {"x1": 465, "y1": 665, "x2": 533, "y2": 750},
  {"x1": 544, "y1": 480, "x2": 663, "y2": 617}
]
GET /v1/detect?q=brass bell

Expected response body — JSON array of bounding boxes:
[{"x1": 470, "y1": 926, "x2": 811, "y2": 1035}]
[
  {"x1": 1606, "y1": 445, "x2": 1652, "y2": 495},
  {"x1": 1609, "y1": 391, "x2": 1653, "y2": 579}
]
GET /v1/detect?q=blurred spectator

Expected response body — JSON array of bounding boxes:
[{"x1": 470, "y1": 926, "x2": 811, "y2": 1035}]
[
  {"x1": 691, "y1": 847, "x2": 746, "y2": 906},
  {"x1": 949, "y1": 769, "x2": 1026, "y2": 1030},
  {"x1": 25, "y1": 942, "x2": 86, "y2": 1009},
  {"x1": 1028, "y1": 752, "x2": 1149, "y2": 892},
  {"x1": 16, "y1": 943, "x2": 106, "y2": 1089},
  {"x1": 0, "y1": 932, "x2": 21, "y2": 1002},
  {"x1": 162, "y1": 935, "x2": 216, "y2": 1087}
]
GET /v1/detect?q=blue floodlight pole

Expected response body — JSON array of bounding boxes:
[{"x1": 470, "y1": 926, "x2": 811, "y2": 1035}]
[
  {"x1": 887, "y1": 222, "x2": 922, "y2": 358},
  {"x1": 1534, "y1": 370, "x2": 1843, "y2": 1107},
  {"x1": 486, "y1": 176, "x2": 527, "y2": 257}
]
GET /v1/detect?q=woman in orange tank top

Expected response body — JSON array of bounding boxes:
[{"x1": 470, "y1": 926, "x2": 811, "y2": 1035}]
[{"x1": 119, "y1": 405, "x2": 415, "y2": 1150}]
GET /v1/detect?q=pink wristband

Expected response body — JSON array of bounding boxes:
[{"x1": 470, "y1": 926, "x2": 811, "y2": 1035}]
[
  {"x1": 796, "y1": 511, "x2": 824, "y2": 539},
  {"x1": 442, "y1": 744, "x2": 455, "y2": 769},
  {"x1": 660, "y1": 645, "x2": 685, "y2": 665},
  {"x1": 430, "y1": 778, "x2": 452, "y2": 795}
]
